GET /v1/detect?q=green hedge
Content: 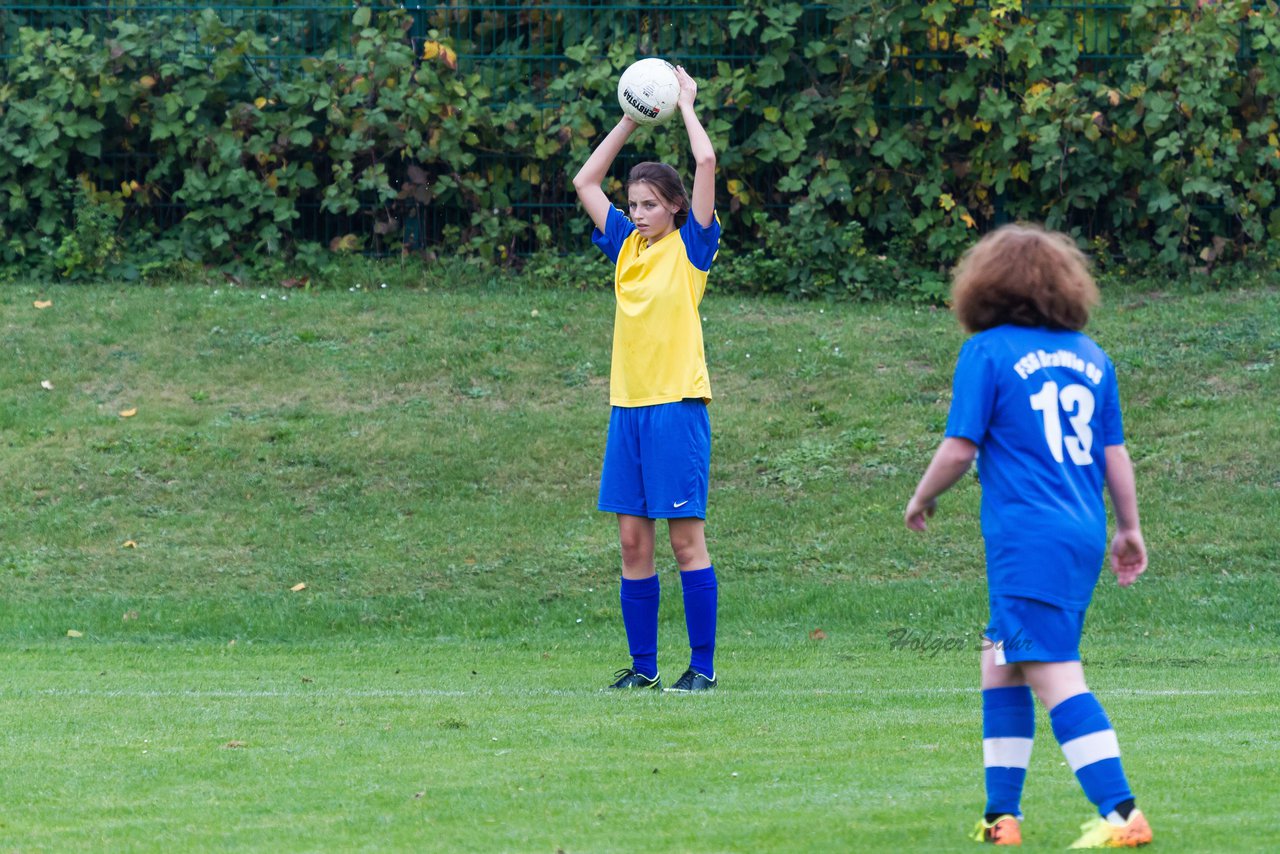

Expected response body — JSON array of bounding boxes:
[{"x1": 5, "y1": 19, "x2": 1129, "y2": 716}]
[{"x1": 2, "y1": 1, "x2": 1279, "y2": 295}]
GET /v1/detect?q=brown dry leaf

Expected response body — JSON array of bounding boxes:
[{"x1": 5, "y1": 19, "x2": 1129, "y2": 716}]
[
  {"x1": 41, "y1": 380, "x2": 54, "y2": 390},
  {"x1": 222, "y1": 740, "x2": 248, "y2": 749},
  {"x1": 809, "y1": 628, "x2": 828, "y2": 641},
  {"x1": 421, "y1": 41, "x2": 458, "y2": 69},
  {"x1": 123, "y1": 540, "x2": 138, "y2": 548},
  {"x1": 67, "y1": 629, "x2": 84, "y2": 638},
  {"x1": 34, "y1": 300, "x2": 53, "y2": 309},
  {"x1": 119, "y1": 408, "x2": 138, "y2": 418},
  {"x1": 290, "y1": 582, "x2": 307, "y2": 592}
]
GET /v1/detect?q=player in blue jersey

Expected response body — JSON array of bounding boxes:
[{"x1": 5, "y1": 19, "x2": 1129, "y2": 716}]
[
  {"x1": 572, "y1": 65, "x2": 721, "y2": 693},
  {"x1": 905, "y1": 224, "x2": 1153, "y2": 848}
]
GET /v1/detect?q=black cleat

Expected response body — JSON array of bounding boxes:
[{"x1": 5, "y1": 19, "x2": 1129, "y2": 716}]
[
  {"x1": 664, "y1": 668, "x2": 717, "y2": 692},
  {"x1": 608, "y1": 668, "x2": 661, "y2": 690}
]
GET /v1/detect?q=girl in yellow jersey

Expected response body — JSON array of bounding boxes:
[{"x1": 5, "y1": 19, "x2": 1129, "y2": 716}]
[{"x1": 572, "y1": 64, "x2": 721, "y2": 693}]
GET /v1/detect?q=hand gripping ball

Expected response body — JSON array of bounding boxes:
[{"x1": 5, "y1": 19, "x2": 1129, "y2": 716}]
[{"x1": 617, "y1": 58, "x2": 680, "y2": 125}]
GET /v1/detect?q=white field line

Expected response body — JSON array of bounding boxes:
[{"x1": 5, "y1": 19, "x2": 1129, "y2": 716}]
[{"x1": 2, "y1": 686, "x2": 1273, "y2": 700}]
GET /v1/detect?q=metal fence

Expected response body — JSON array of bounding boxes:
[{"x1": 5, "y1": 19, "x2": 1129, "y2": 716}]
[
  {"x1": 3, "y1": 1, "x2": 1226, "y2": 255},
  {"x1": 1, "y1": 2, "x2": 353, "y2": 59},
  {"x1": 2, "y1": 2, "x2": 830, "y2": 252}
]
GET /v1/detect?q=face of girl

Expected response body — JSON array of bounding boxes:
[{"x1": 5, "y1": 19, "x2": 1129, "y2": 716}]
[{"x1": 627, "y1": 182, "x2": 680, "y2": 242}]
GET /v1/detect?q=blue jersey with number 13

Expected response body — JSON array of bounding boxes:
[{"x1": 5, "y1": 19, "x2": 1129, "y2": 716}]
[{"x1": 945, "y1": 325, "x2": 1125, "y2": 609}]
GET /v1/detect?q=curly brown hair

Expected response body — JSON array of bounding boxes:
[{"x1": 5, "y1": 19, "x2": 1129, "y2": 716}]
[{"x1": 951, "y1": 223, "x2": 1099, "y2": 332}]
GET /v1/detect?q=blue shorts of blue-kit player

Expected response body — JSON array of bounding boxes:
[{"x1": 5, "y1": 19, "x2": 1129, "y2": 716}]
[
  {"x1": 598, "y1": 399, "x2": 710, "y2": 520},
  {"x1": 985, "y1": 595, "x2": 1086, "y2": 665}
]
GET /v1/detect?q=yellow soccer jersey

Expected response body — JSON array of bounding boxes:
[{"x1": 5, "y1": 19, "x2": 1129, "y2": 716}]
[{"x1": 592, "y1": 206, "x2": 722, "y2": 407}]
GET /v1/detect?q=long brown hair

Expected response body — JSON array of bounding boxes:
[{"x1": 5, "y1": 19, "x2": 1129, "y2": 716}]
[
  {"x1": 951, "y1": 223, "x2": 1099, "y2": 332},
  {"x1": 626, "y1": 162, "x2": 690, "y2": 228}
]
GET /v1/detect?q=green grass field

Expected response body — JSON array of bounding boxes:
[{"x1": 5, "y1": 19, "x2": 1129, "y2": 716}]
[{"x1": 2, "y1": 275, "x2": 1278, "y2": 851}]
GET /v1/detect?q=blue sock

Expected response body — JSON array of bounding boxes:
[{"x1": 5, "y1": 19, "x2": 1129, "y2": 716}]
[
  {"x1": 1049, "y1": 692, "x2": 1134, "y2": 817},
  {"x1": 619, "y1": 575, "x2": 660, "y2": 679},
  {"x1": 982, "y1": 686, "x2": 1035, "y2": 818},
  {"x1": 680, "y1": 566, "x2": 717, "y2": 676}
]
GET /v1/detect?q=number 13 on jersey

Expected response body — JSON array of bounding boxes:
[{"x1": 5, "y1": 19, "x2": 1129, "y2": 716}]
[{"x1": 1029, "y1": 381, "x2": 1095, "y2": 465}]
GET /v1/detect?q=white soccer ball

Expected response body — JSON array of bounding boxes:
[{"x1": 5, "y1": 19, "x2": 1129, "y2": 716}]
[{"x1": 617, "y1": 58, "x2": 680, "y2": 126}]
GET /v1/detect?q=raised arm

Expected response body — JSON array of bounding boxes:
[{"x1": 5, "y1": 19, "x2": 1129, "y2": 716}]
[
  {"x1": 674, "y1": 66, "x2": 716, "y2": 228},
  {"x1": 1104, "y1": 444, "x2": 1148, "y2": 586},
  {"x1": 572, "y1": 116, "x2": 638, "y2": 233},
  {"x1": 904, "y1": 437, "x2": 978, "y2": 531}
]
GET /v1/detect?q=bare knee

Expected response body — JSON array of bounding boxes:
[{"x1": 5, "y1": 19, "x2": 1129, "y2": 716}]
[
  {"x1": 618, "y1": 516, "x2": 656, "y2": 574},
  {"x1": 980, "y1": 642, "x2": 1027, "y2": 690},
  {"x1": 620, "y1": 535, "x2": 653, "y2": 568},
  {"x1": 668, "y1": 520, "x2": 710, "y2": 571},
  {"x1": 1022, "y1": 661, "x2": 1089, "y2": 709},
  {"x1": 982, "y1": 661, "x2": 1026, "y2": 690},
  {"x1": 669, "y1": 537, "x2": 699, "y2": 567}
]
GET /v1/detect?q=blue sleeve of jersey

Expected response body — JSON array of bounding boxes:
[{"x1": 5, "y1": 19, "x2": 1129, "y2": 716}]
[
  {"x1": 1099, "y1": 360, "x2": 1125, "y2": 446},
  {"x1": 945, "y1": 338, "x2": 996, "y2": 445},
  {"x1": 590, "y1": 206, "x2": 634, "y2": 263},
  {"x1": 679, "y1": 212, "x2": 721, "y2": 272}
]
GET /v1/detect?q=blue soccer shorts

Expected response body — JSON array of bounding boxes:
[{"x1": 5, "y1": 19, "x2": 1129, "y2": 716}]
[
  {"x1": 598, "y1": 399, "x2": 710, "y2": 520},
  {"x1": 985, "y1": 595, "x2": 1087, "y2": 664}
]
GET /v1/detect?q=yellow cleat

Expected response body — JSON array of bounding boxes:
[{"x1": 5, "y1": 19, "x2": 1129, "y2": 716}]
[
  {"x1": 1069, "y1": 809, "x2": 1153, "y2": 848},
  {"x1": 972, "y1": 814, "x2": 1022, "y2": 845}
]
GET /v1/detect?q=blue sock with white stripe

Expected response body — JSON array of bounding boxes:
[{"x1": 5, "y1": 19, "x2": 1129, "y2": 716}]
[
  {"x1": 679, "y1": 566, "x2": 717, "y2": 677},
  {"x1": 982, "y1": 686, "x2": 1035, "y2": 818},
  {"x1": 1049, "y1": 692, "x2": 1134, "y2": 817},
  {"x1": 620, "y1": 575, "x2": 660, "y2": 679}
]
